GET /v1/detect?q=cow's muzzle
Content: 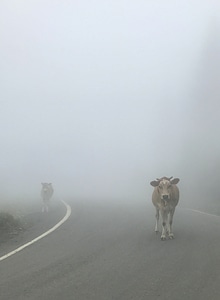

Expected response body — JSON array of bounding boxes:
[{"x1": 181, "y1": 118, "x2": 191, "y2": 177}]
[{"x1": 162, "y1": 194, "x2": 169, "y2": 200}]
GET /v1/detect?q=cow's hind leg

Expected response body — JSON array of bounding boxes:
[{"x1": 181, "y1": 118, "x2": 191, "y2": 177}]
[
  {"x1": 45, "y1": 200, "x2": 50, "y2": 212},
  {"x1": 42, "y1": 202, "x2": 47, "y2": 213},
  {"x1": 42, "y1": 200, "x2": 49, "y2": 213},
  {"x1": 155, "y1": 208, "x2": 159, "y2": 233}
]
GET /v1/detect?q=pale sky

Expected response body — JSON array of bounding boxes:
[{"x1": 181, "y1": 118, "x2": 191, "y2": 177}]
[{"x1": 0, "y1": 0, "x2": 219, "y2": 201}]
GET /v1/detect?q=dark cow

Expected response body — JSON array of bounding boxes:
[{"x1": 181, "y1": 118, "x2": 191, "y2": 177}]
[
  {"x1": 41, "y1": 183, "x2": 54, "y2": 212},
  {"x1": 150, "y1": 176, "x2": 180, "y2": 240}
]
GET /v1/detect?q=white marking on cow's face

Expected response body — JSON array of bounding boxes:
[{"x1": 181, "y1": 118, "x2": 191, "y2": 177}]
[{"x1": 158, "y1": 179, "x2": 172, "y2": 200}]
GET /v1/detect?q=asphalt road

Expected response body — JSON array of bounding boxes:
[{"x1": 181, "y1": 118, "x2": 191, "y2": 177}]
[{"x1": 0, "y1": 199, "x2": 220, "y2": 300}]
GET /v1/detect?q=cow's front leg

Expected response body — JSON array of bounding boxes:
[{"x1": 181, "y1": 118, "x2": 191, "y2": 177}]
[
  {"x1": 160, "y1": 210, "x2": 168, "y2": 240},
  {"x1": 167, "y1": 209, "x2": 175, "y2": 239}
]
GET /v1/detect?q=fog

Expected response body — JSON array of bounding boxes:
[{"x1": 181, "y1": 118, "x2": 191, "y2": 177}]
[{"x1": 1, "y1": 1, "x2": 220, "y2": 207}]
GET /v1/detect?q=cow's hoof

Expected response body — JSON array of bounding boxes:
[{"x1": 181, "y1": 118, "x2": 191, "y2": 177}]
[
  {"x1": 161, "y1": 236, "x2": 166, "y2": 241},
  {"x1": 169, "y1": 234, "x2": 174, "y2": 239},
  {"x1": 155, "y1": 230, "x2": 159, "y2": 234}
]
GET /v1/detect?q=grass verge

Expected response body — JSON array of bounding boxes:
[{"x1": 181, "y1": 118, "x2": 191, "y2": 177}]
[{"x1": 0, "y1": 211, "x2": 29, "y2": 243}]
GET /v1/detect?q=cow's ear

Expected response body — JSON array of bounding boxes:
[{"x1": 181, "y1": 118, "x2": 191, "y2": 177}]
[
  {"x1": 150, "y1": 180, "x2": 159, "y2": 187},
  {"x1": 170, "y1": 178, "x2": 180, "y2": 184}
]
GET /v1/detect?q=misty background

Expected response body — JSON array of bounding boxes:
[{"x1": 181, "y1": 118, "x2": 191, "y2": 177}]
[{"x1": 0, "y1": 0, "x2": 220, "y2": 208}]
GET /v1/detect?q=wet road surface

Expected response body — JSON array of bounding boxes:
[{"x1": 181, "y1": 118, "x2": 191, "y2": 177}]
[{"x1": 0, "y1": 199, "x2": 220, "y2": 300}]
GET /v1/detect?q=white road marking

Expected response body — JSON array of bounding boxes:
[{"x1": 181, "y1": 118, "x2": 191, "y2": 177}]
[
  {"x1": 0, "y1": 200, "x2": 71, "y2": 262},
  {"x1": 185, "y1": 208, "x2": 220, "y2": 219}
]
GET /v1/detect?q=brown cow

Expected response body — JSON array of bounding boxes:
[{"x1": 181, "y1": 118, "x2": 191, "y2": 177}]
[{"x1": 150, "y1": 176, "x2": 180, "y2": 240}]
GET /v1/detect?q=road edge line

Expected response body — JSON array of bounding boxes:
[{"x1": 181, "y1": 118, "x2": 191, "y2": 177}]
[
  {"x1": 0, "y1": 200, "x2": 71, "y2": 262},
  {"x1": 184, "y1": 208, "x2": 220, "y2": 219}
]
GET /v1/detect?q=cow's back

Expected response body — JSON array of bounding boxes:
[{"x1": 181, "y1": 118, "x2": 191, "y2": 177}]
[
  {"x1": 170, "y1": 184, "x2": 179, "y2": 206},
  {"x1": 152, "y1": 188, "x2": 161, "y2": 208}
]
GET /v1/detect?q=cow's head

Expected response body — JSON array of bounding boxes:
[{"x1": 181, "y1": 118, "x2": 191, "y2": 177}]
[
  {"x1": 150, "y1": 177, "x2": 179, "y2": 201},
  {"x1": 41, "y1": 182, "x2": 52, "y2": 192}
]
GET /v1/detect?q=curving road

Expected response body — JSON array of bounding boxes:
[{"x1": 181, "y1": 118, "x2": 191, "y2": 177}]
[{"x1": 0, "y1": 199, "x2": 220, "y2": 300}]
